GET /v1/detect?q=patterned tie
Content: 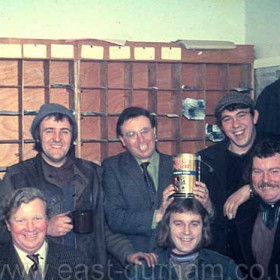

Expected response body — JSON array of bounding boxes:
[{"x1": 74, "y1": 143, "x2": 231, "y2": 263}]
[
  {"x1": 27, "y1": 254, "x2": 42, "y2": 280},
  {"x1": 140, "y1": 162, "x2": 156, "y2": 202}
]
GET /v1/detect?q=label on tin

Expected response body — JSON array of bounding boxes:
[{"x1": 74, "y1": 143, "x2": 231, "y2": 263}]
[{"x1": 173, "y1": 153, "x2": 197, "y2": 198}]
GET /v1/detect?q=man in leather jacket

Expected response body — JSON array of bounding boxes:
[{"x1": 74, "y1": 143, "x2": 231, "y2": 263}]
[{"x1": 0, "y1": 103, "x2": 146, "y2": 279}]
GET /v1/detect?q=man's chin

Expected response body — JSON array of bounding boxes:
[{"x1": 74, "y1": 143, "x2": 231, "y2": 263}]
[
  {"x1": 42, "y1": 153, "x2": 67, "y2": 166},
  {"x1": 136, "y1": 153, "x2": 153, "y2": 161}
]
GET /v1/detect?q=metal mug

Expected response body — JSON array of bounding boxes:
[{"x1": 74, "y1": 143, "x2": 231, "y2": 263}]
[{"x1": 72, "y1": 210, "x2": 93, "y2": 234}]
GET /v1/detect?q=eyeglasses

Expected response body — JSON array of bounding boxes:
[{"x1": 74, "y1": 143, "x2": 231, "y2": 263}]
[{"x1": 123, "y1": 127, "x2": 153, "y2": 140}]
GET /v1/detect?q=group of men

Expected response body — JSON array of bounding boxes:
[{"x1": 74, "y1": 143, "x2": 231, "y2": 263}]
[{"x1": 0, "y1": 92, "x2": 279, "y2": 279}]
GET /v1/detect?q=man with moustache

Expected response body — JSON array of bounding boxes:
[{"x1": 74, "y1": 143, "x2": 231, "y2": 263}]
[
  {"x1": 0, "y1": 188, "x2": 88, "y2": 280},
  {"x1": 103, "y1": 107, "x2": 213, "y2": 277},
  {"x1": 198, "y1": 92, "x2": 260, "y2": 264},
  {"x1": 238, "y1": 140, "x2": 280, "y2": 279},
  {"x1": 0, "y1": 103, "x2": 145, "y2": 278}
]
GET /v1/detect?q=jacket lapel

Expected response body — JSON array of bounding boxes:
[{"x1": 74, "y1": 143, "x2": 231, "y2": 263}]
[
  {"x1": 44, "y1": 242, "x2": 59, "y2": 280},
  {"x1": 270, "y1": 220, "x2": 280, "y2": 264},
  {"x1": 123, "y1": 153, "x2": 152, "y2": 205},
  {"x1": 157, "y1": 153, "x2": 173, "y2": 205},
  {"x1": 2, "y1": 243, "x2": 27, "y2": 280},
  {"x1": 72, "y1": 162, "x2": 90, "y2": 205}
]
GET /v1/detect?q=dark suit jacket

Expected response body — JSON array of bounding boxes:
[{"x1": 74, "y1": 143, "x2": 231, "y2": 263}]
[
  {"x1": 0, "y1": 240, "x2": 89, "y2": 280},
  {"x1": 102, "y1": 151, "x2": 173, "y2": 253},
  {"x1": 237, "y1": 198, "x2": 280, "y2": 280}
]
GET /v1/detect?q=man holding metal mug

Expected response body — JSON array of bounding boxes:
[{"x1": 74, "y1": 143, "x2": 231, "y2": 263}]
[{"x1": 0, "y1": 103, "x2": 138, "y2": 278}]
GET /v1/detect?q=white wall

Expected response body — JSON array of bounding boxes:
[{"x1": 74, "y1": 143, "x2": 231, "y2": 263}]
[
  {"x1": 245, "y1": 0, "x2": 280, "y2": 98},
  {"x1": 0, "y1": 0, "x2": 245, "y2": 43},
  {"x1": 245, "y1": 0, "x2": 280, "y2": 59},
  {"x1": 1, "y1": 0, "x2": 279, "y2": 60}
]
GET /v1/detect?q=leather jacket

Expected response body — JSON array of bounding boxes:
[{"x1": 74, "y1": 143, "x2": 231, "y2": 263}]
[{"x1": 0, "y1": 154, "x2": 107, "y2": 273}]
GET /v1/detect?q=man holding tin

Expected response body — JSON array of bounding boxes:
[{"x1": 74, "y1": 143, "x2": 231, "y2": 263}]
[
  {"x1": 103, "y1": 106, "x2": 213, "y2": 277},
  {"x1": 198, "y1": 92, "x2": 261, "y2": 265}
]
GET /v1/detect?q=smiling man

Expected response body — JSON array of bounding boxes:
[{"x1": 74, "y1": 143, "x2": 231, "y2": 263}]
[
  {"x1": 238, "y1": 140, "x2": 280, "y2": 279},
  {"x1": 39, "y1": 114, "x2": 72, "y2": 167},
  {"x1": 197, "y1": 92, "x2": 264, "y2": 267},
  {"x1": 0, "y1": 103, "x2": 140, "y2": 278},
  {"x1": 0, "y1": 103, "x2": 108, "y2": 270},
  {"x1": 0, "y1": 188, "x2": 87, "y2": 280},
  {"x1": 102, "y1": 107, "x2": 176, "y2": 278},
  {"x1": 130, "y1": 199, "x2": 241, "y2": 280},
  {"x1": 103, "y1": 107, "x2": 212, "y2": 279}
]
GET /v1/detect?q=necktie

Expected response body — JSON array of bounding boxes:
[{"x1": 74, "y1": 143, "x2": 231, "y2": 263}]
[
  {"x1": 259, "y1": 200, "x2": 280, "y2": 229},
  {"x1": 27, "y1": 254, "x2": 42, "y2": 280},
  {"x1": 140, "y1": 162, "x2": 156, "y2": 202}
]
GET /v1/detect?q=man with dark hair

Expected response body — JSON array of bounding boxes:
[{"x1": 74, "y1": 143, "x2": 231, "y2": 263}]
[
  {"x1": 0, "y1": 103, "x2": 143, "y2": 278},
  {"x1": 0, "y1": 188, "x2": 88, "y2": 280},
  {"x1": 198, "y1": 92, "x2": 260, "y2": 264},
  {"x1": 103, "y1": 107, "x2": 213, "y2": 277},
  {"x1": 130, "y1": 198, "x2": 241, "y2": 280},
  {"x1": 238, "y1": 140, "x2": 280, "y2": 279}
]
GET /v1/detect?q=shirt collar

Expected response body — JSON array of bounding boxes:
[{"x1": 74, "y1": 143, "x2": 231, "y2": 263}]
[
  {"x1": 135, "y1": 150, "x2": 159, "y2": 166},
  {"x1": 14, "y1": 240, "x2": 47, "y2": 272}
]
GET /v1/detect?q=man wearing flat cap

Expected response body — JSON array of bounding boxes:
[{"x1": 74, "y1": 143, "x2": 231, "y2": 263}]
[
  {"x1": 198, "y1": 92, "x2": 263, "y2": 266},
  {"x1": 0, "y1": 103, "x2": 141, "y2": 278}
]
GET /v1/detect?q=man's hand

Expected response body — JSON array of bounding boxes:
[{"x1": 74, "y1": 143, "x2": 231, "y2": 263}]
[
  {"x1": 223, "y1": 184, "x2": 251, "y2": 219},
  {"x1": 156, "y1": 184, "x2": 178, "y2": 223},
  {"x1": 193, "y1": 181, "x2": 213, "y2": 215},
  {"x1": 127, "y1": 252, "x2": 158, "y2": 267},
  {"x1": 47, "y1": 211, "x2": 73, "y2": 237}
]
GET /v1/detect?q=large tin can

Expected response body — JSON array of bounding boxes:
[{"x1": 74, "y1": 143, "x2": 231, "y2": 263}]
[{"x1": 173, "y1": 153, "x2": 197, "y2": 198}]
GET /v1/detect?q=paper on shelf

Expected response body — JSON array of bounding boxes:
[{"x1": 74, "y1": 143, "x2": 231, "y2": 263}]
[
  {"x1": 134, "y1": 47, "x2": 155, "y2": 60},
  {"x1": 161, "y1": 47, "x2": 181, "y2": 60},
  {"x1": 0, "y1": 44, "x2": 21, "y2": 58},
  {"x1": 81, "y1": 45, "x2": 104, "y2": 59},
  {"x1": 51, "y1": 44, "x2": 74, "y2": 58},
  {"x1": 109, "y1": 46, "x2": 130, "y2": 59},
  {"x1": 23, "y1": 44, "x2": 47, "y2": 58},
  {"x1": 182, "y1": 98, "x2": 205, "y2": 120}
]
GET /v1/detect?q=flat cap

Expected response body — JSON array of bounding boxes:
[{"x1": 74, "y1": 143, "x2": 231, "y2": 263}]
[
  {"x1": 215, "y1": 93, "x2": 254, "y2": 116},
  {"x1": 31, "y1": 103, "x2": 77, "y2": 141}
]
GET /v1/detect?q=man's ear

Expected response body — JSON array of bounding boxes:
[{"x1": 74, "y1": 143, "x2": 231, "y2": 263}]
[
  {"x1": 119, "y1": 136, "x2": 126, "y2": 147},
  {"x1": 5, "y1": 221, "x2": 11, "y2": 232},
  {"x1": 253, "y1": 110, "x2": 259, "y2": 125}
]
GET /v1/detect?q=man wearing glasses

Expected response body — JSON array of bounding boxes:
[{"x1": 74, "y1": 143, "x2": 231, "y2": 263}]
[
  {"x1": 102, "y1": 107, "x2": 211, "y2": 278},
  {"x1": 103, "y1": 107, "x2": 175, "y2": 259}
]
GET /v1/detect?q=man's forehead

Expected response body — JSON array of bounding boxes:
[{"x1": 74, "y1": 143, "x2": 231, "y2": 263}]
[
  {"x1": 253, "y1": 154, "x2": 280, "y2": 167},
  {"x1": 171, "y1": 211, "x2": 202, "y2": 221},
  {"x1": 11, "y1": 199, "x2": 46, "y2": 215},
  {"x1": 122, "y1": 116, "x2": 151, "y2": 129},
  {"x1": 40, "y1": 115, "x2": 71, "y2": 127},
  {"x1": 43, "y1": 114, "x2": 70, "y2": 122},
  {"x1": 221, "y1": 108, "x2": 250, "y2": 116}
]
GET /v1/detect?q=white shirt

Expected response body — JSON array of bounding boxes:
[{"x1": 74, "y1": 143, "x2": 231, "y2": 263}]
[{"x1": 14, "y1": 240, "x2": 47, "y2": 275}]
